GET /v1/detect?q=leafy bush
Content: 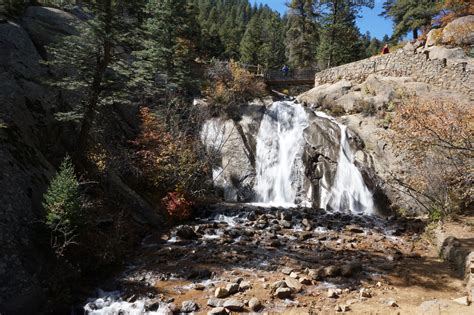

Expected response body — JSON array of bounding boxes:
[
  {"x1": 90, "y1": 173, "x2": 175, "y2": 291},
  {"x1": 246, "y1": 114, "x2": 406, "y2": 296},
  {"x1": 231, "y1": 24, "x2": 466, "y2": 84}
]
[
  {"x1": 163, "y1": 192, "x2": 193, "y2": 221},
  {"x1": 437, "y1": 0, "x2": 474, "y2": 26},
  {"x1": 131, "y1": 108, "x2": 210, "y2": 203},
  {"x1": 205, "y1": 60, "x2": 266, "y2": 118},
  {"x1": 390, "y1": 97, "x2": 473, "y2": 220},
  {"x1": 43, "y1": 155, "x2": 82, "y2": 256}
]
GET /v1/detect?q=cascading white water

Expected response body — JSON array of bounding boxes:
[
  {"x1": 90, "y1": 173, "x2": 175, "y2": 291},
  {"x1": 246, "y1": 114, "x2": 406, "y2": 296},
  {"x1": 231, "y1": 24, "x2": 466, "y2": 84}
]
[
  {"x1": 253, "y1": 101, "x2": 309, "y2": 206},
  {"x1": 252, "y1": 102, "x2": 374, "y2": 214},
  {"x1": 316, "y1": 112, "x2": 374, "y2": 214}
]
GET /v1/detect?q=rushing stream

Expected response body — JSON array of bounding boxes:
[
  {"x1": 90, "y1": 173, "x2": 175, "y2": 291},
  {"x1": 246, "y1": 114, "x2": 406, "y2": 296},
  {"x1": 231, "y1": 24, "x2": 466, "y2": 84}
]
[{"x1": 83, "y1": 100, "x2": 376, "y2": 314}]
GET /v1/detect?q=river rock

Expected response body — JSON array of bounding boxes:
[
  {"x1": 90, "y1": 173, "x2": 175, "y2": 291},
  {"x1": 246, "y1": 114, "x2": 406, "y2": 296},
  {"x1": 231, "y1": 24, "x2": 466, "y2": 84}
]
[
  {"x1": 239, "y1": 281, "x2": 251, "y2": 291},
  {"x1": 307, "y1": 268, "x2": 323, "y2": 280},
  {"x1": 386, "y1": 298, "x2": 399, "y2": 307},
  {"x1": 322, "y1": 265, "x2": 341, "y2": 277},
  {"x1": 299, "y1": 276, "x2": 311, "y2": 285},
  {"x1": 359, "y1": 288, "x2": 372, "y2": 298},
  {"x1": 249, "y1": 297, "x2": 262, "y2": 311},
  {"x1": 274, "y1": 287, "x2": 292, "y2": 299},
  {"x1": 341, "y1": 262, "x2": 362, "y2": 277},
  {"x1": 207, "y1": 298, "x2": 224, "y2": 307},
  {"x1": 285, "y1": 277, "x2": 303, "y2": 292},
  {"x1": 335, "y1": 304, "x2": 350, "y2": 312},
  {"x1": 280, "y1": 220, "x2": 292, "y2": 228},
  {"x1": 223, "y1": 299, "x2": 244, "y2": 311},
  {"x1": 271, "y1": 280, "x2": 287, "y2": 290},
  {"x1": 208, "y1": 307, "x2": 227, "y2": 315},
  {"x1": 226, "y1": 283, "x2": 239, "y2": 295},
  {"x1": 346, "y1": 225, "x2": 364, "y2": 233},
  {"x1": 302, "y1": 218, "x2": 312, "y2": 228},
  {"x1": 176, "y1": 225, "x2": 197, "y2": 240},
  {"x1": 215, "y1": 287, "x2": 230, "y2": 298},
  {"x1": 299, "y1": 232, "x2": 313, "y2": 241},
  {"x1": 282, "y1": 267, "x2": 294, "y2": 275},
  {"x1": 328, "y1": 289, "x2": 339, "y2": 298},
  {"x1": 452, "y1": 296, "x2": 470, "y2": 306},
  {"x1": 181, "y1": 300, "x2": 199, "y2": 313}
]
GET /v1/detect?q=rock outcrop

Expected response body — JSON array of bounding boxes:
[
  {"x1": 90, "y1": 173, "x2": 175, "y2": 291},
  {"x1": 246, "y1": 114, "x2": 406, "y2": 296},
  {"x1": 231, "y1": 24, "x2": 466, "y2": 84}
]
[
  {"x1": 201, "y1": 101, "x2": 266, "y2": 202},
  {"x1": 0, "y1": 19, "x2": 61, "y2": 313},
  {"x1": 297, "y1": 34, "x2": 472, "y2": 214}
]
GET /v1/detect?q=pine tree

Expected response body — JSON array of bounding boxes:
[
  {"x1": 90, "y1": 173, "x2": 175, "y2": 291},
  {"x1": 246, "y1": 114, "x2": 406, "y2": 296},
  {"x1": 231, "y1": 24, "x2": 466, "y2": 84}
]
[
  {"x1": 43, "y1": 155, "x2": 81, "y2": 255},
  {"x1": 381, "y1": 0, "x2": 439, "y2": 39},
  {"x1": 135, "y1": 0, "x2": 201, "y2": 95},
  {"x1": 367, "y1": 37, "x2": 383, "y2": 56},
  {"x1": 317, "y1": 0, "x2": 374, "y2": 68},
  {"x1": 260, "y1": 12, "x2": 286, "y2": 69},
  {"x1": 285, "y1": 0, "x2": 320, "y2": 68},
  {"x1": 240, "y1": 9, "x2": 286, "y2": 69},
  {"x1": 240, "y1": 15, "x2": 263, "y2": 65},
  {"x1": 46, "y1": 0, "x2": 142, "y2": 152}
]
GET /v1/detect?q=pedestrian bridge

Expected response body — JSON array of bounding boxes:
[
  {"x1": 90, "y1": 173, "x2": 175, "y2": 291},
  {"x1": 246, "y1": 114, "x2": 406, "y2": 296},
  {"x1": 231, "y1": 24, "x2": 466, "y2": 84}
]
[{"x1": 244, "y1": 65, "x2": 318, "y2": 86}]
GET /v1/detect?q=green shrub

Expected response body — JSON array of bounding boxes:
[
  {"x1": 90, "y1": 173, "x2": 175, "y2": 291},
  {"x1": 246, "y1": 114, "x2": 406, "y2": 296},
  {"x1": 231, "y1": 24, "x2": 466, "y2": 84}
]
[{"x1": 43, "y1": 155, "x2": 82, "y2": 255}]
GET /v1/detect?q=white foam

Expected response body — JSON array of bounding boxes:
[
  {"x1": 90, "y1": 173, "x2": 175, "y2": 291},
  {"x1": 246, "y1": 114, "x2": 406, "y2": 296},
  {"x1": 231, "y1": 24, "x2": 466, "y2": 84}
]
[{"x1": 253, "y1": 101, "x2": 310, "y2": 206}]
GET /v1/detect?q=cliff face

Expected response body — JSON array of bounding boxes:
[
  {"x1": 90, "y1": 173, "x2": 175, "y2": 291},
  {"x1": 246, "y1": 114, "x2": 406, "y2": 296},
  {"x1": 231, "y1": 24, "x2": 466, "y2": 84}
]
[
  {"x1": 0, "y1": 15, "x2": 71, "y2": 311},
  {"x1": 0, "y1": 7, "x2": 137, "y2": 313}
]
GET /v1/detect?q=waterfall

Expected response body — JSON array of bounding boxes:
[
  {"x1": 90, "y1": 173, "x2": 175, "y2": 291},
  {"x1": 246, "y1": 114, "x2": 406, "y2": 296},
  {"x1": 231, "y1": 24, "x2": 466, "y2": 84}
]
[
  {"x1": 253, "y1": 101, "x2": 309, "y2": 206},
  {"x1": 252, "y1": 101, "x2": 374, "y2": 214},
  {"x1": 316, "y1": 112, "x2": 374, "y2": 214}
]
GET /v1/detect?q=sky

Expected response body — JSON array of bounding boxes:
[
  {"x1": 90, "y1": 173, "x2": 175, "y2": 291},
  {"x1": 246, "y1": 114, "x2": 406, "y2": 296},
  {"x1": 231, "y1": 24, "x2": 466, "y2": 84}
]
[{"x1": 255, "y1": 0, "x2": 393, "y2": 40}]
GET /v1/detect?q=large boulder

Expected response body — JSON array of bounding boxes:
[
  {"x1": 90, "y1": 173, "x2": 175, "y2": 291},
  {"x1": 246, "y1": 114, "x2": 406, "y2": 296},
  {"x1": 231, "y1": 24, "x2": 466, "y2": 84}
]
[
  {"x1": 426, "y1": 28, "x2": 443, "y2": 47},
  {"x1": 441, "y1": 15, "x2": 474, "y2": 46},
  {"x1": 297, "y1": 80, "x2": 352, "y2": 106},
  {"x1": 427, "y1": 45, "x2": 467, "y2": 65},
  {"x1": 22, "y1": 6, "x2": 79, "y2": 51},
  {"x1": 201, "y1": 102, "x2": 266, "y2": 202}
]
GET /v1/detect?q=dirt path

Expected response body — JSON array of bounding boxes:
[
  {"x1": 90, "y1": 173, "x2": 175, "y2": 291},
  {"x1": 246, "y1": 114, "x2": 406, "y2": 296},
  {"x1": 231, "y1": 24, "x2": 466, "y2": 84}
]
[{"x1": 84, "y1": 205, "x2": 473, "y2": 314}]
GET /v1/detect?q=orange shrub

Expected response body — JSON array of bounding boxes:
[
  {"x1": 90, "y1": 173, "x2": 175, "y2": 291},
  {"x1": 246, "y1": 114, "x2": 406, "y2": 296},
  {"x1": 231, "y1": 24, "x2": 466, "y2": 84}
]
[
  {"x1": 389, "y1": 97, "x2": 473, "y2": 219},
  {"x1": 131, "y1": 107, "x2": 209, "y2": 203},
  {"x1": 163, "y1": 192, "x2": 193, "y2": 221}
]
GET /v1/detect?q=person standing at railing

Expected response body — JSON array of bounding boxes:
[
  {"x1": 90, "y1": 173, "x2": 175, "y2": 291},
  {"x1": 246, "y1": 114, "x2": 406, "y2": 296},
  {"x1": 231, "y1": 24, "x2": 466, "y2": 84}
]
[{"x1": 281, "y1": 65, "x2": 289, "y2": 77}]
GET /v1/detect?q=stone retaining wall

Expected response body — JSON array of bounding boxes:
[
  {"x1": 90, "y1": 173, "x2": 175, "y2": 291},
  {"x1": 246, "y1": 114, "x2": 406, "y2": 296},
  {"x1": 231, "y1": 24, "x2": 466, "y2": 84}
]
[{"x1": 314, "y1": 49, "x2": 473, "y2": 98}]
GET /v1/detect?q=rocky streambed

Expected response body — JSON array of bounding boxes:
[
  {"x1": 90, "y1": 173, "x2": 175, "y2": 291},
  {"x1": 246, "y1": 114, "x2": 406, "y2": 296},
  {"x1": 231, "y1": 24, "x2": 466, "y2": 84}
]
[{"x1": 81, "y1": 204, "x2": 473, "y2": 314}]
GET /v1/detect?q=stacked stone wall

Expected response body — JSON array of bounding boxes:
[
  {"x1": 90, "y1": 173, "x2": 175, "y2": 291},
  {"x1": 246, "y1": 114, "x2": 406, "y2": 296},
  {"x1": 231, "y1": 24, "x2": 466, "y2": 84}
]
[{"x1": 314, "y1": 49, "x2": 473, "y2": 98}]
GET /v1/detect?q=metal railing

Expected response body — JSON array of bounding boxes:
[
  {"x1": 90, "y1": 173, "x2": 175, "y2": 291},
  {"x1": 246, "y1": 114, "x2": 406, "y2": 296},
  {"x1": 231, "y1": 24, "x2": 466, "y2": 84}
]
[{"x1": 264, "y1": 68, "x2": 319, "y2": 83}]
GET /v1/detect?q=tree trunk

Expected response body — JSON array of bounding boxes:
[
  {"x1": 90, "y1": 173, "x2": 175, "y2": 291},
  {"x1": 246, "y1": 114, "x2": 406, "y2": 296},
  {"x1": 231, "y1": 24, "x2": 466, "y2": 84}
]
[
  {"x1": 77, "y1": 0, "x2": 113, "y2": 154},
  {"x1": 413, "y1": 28, "x2": 418, "y2": 39}
]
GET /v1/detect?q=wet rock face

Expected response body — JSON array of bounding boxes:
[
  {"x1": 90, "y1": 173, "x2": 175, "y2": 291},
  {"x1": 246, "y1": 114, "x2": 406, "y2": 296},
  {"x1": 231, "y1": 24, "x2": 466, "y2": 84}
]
[
  {"x1": 202, "y1": 102, "x2": 387, "y2": 212},
  {"x1": 303, "y1": 110, "x2": 341, "y2": 207}
]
